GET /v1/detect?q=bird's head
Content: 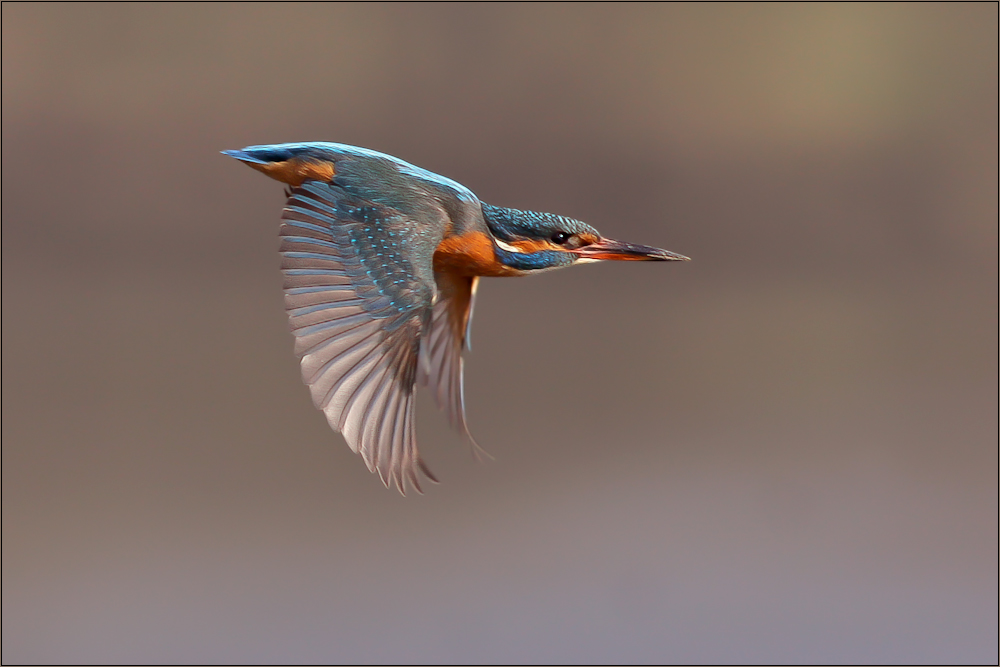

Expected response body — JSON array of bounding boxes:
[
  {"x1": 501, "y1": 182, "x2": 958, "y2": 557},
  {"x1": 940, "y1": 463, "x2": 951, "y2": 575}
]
[{"x1": 481, "y1": 203, "x2": 689, "y2": 273}]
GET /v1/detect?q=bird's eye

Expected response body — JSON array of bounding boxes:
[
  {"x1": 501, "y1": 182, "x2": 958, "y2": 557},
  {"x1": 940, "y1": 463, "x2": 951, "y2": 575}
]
[{"x1": 551, "y1": 232, "x2": 571, "y2": 245}]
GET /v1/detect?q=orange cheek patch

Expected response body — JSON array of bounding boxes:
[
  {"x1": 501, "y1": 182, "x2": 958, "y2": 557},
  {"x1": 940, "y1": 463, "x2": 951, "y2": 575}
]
[
  {"x1": 510, "y1": 234, "x2": 601, "y2": 253},
  {"x1": 248, "y1": 158, "x2": 336, "y2": 185},
  {"x1": 510, "y1": 238, "x2": 558, "y2": 253}
]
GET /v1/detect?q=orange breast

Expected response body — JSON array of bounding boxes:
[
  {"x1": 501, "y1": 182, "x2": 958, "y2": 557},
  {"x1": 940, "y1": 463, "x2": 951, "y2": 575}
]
[{"x1": 433, "y1": 231, "x2": 521, "y2": 277}]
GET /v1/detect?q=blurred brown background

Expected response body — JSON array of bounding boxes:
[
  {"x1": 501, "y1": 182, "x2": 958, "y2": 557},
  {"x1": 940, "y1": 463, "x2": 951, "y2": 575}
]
[{"x1": 2, "y1": 4, "x2": 997, "y2": 663}]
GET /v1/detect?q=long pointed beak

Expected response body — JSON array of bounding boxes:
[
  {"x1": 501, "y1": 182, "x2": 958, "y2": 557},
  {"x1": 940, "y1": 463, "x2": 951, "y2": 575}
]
[{"x1": 572, "y1": 238, "x2": 690, "y2": 262}]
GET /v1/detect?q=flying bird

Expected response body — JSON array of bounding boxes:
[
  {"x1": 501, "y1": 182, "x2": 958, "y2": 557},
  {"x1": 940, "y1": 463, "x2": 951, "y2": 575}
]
[{"x1": 225, "y1": 143, "x2": 688, "y2": 493}]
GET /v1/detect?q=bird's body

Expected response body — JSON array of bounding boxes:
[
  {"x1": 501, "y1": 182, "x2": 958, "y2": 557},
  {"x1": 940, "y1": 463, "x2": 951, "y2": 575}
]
[{"x1": 225, "y1": 142, "x2": 687, "y2": 493}]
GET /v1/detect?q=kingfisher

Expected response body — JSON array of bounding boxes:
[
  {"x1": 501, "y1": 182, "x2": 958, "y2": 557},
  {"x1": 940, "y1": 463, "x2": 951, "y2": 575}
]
[{"x1": 224, "y1": 142, "x2": 688, "y2": 494}]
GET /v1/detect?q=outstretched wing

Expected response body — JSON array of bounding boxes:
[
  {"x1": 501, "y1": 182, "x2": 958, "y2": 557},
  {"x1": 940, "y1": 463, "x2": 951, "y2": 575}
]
[
  {"x1": 279, "y1": 181, "x2": 444, "y2": 493},
  {"x1": 418, "y1": 273, "x2": 489, "y2": 460}
]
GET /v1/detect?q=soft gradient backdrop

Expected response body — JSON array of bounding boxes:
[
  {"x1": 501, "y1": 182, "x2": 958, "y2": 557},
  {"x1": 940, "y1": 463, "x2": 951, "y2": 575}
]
[{"x1": 3, "y1": 4, "x2": 997, "y2": 664}]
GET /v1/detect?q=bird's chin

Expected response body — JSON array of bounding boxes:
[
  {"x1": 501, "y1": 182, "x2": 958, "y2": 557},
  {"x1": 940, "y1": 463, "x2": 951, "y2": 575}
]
[{"x1": 572, "y1": 238, "x2": 690, "y2": 262}]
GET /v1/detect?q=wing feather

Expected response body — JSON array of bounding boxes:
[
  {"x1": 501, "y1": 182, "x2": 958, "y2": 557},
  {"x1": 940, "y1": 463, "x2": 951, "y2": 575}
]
[
  {"x1": 418, "y1": 273, "x2": 489, "y2": 460},
  {"x1": 277, "y1": 182, "x2": 443, "y2": 493}
]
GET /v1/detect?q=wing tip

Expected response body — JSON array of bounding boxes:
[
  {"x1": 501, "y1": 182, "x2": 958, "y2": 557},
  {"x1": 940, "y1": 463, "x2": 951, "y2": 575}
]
[
  {"x1": 369, "y1": 457, "x2": 439, "y2": 496},
  {"x1": 418, "y1": 458, "x2": 440, "y2": 485},
  {"x1": 467, "y1": 434, "x2": 494, "y2": 463}
]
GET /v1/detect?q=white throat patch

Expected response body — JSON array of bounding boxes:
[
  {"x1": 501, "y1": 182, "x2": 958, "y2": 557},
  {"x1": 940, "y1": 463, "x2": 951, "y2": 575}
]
[{"x1": 493, "y1": 238, "x2": 526, "y2": 254}]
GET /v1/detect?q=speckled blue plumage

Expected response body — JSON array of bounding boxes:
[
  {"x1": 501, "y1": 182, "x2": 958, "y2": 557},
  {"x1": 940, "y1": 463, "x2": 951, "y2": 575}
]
[{"x1": 286, "y1": 182, "x2": 437, "y2": 327}]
